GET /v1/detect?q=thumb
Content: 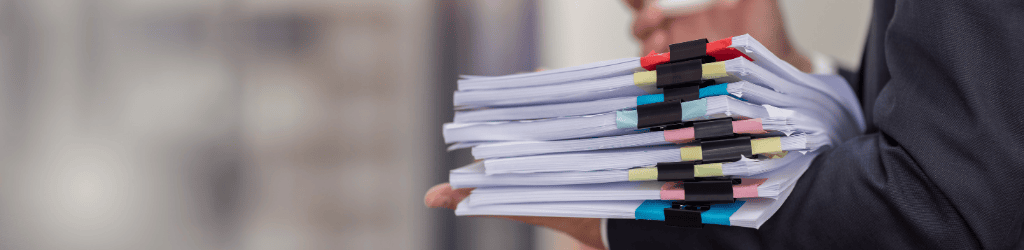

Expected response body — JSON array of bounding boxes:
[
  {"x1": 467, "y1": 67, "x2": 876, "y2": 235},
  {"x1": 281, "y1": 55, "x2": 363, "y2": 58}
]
[{"x1": 424, "y1": 183, "x2": 473, "y2": 210}]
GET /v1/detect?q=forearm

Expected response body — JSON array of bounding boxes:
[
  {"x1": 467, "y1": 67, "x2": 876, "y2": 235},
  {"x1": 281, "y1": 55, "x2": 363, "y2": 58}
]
[{"x1": 758, "y1": 134, "x2": 979, "y2": 248}]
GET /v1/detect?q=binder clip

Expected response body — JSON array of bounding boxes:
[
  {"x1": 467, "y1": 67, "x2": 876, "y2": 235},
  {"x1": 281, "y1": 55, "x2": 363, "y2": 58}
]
[
  {"x1": 654, "y1": 59, "x2": 712, "y2": 90},
  {"x1": 641, "y1": 38, "x2": 718, "y2": 71},
  {"x1": 662, "y1": 79, "x2": 716, "y2": 103},
  {"x1": 636, "y1": 103, "x2": 738, "y2": 131},
  {"x1": 698, "y1": 135, "x2": 754, "y2": 163},
  {"x1": 693, "y1": 117, "x2": 740, "y2": 141},
  {"x1": 654, "y1": 161, "x2": 744, "y2": 183},
  {"x1": 668, "y1": 38, "x2": 717, "y2": 64},
  {"x1": 663, "y1": 177, "x2": 738, "y2": 228},
  {"x1": 635, "y1": 101, "x2": 686, "y2": 130}
]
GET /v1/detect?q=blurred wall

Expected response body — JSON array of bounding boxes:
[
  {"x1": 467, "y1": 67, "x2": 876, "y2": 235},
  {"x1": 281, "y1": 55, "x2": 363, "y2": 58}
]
[
  {"x1": 432, "y1": 1, "x2": 540, "y2": 250},
  {"x1": 235, "y1": 1, "x2": 435, "y2": 249},
  {"x1": 780, "y1": 0, "x2": 872, "y2": 68},
  {"x1": 0, "y1": 0, "x2": 436, "y2": 249},
  {"x1": 538, "y1": 0, "x2": 640, "y2": 70}
]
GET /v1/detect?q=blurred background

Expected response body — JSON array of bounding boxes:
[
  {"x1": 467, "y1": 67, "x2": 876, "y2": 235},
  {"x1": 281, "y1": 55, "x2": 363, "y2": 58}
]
[{"x1": 0, "y1": 0, "x2": 869, "y2": 249}]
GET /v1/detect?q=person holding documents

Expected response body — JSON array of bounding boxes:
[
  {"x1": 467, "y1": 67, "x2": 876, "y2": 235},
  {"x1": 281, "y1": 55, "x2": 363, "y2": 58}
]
[{"x1": 427, "y1": 0, "x2": 1024, "y2": 249}]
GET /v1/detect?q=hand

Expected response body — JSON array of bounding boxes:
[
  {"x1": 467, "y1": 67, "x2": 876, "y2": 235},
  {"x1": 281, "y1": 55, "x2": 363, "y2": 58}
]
[
  {"x1": 425, "y1": 183, "x2": 606, "y2": 250},
  {"x1": 624, "y1": 0, "x2": 813, "y2": 72}
]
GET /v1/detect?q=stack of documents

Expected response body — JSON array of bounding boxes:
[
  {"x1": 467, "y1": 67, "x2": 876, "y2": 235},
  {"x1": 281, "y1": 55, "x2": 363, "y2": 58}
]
[{"x1": 442, "y1": 35, "x2": 864, "y2": 229}]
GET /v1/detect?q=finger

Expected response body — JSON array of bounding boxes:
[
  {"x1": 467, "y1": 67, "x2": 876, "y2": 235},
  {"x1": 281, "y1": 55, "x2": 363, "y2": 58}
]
[
  {"x1": 622, "y1": 0, "x2": 645, "y2": 10},
  {"x1": 631, "y1": 1, "x2": 666, "y2": 40},
  {"x1": 424, "y1": 183, "x2": 473, "y2": 210}
]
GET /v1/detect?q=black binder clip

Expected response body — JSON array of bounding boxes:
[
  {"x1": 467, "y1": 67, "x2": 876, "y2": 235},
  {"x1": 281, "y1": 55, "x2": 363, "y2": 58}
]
[
  {"x1": 655, "y1": 135, "x2": 756, "y2": 166},
  {"x1": 636, "y1": 101, "x2": 684, "y2": 130},
  {"x1": 655, "y1": 162, "x2": 745, "y2": 182},
  {"x1": 668, "y1": 38, "x2": 717, "y2": 64},
  {"x1": 693, "y1": 117, "x2": 737, "y2": 141},
  {"x1": 655, "y1": 161, "x2": 700, "y2": 182},
  {"x1": 636, "y1": 103, "x2": 736, "y2": 131},
  {"x1": 699, "y1": 135, "x2": 754, "y2": 163},
  {"x1": 663, "y1": 177, "x2": 738, "y2": 228},
  {"x1": 655, "y1": 59, "x2": 708, "y2": 90},
  {"x1": 662, "y1": 79, "x2": 716, "y2": 103}
]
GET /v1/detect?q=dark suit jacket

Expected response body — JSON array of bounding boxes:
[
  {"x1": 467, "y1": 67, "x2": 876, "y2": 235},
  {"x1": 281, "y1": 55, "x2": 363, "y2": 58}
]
[{"x1": 607, "y1": 0, "x2": 1024, "y2": 248}]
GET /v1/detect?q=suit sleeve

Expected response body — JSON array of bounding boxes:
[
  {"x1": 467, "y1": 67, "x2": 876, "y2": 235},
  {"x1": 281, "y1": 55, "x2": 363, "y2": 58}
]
[{"x1": 609, "y1": 0, "x2": 1024, "y2": 249}]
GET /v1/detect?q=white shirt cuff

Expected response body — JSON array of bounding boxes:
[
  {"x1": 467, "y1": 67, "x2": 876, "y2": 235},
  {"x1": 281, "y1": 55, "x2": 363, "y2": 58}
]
[{"x1": 600, "y1": 218, "x2": 610, "y2": 249}]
